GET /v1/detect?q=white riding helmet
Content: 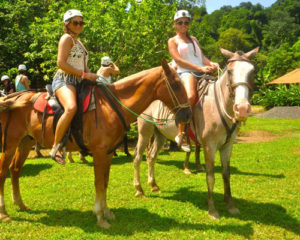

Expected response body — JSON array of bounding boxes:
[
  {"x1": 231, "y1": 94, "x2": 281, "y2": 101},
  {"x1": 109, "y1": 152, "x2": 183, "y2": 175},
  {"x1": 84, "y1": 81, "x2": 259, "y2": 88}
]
[
  {"x1": 18, "y1": 64, "x2": 27, "y2": 71},
  {"x1": 174, "y1": 10, "x2": 191, "y2": 21},
  {"x1": 1, "y1": 75, "x2": 9, "y2": 81},
  {"x1": 101, "y1": 56, "x2": 112, "y2": 66},
  {"x1": 64, "y1": 9, "x2": 83, "y2": 22}
]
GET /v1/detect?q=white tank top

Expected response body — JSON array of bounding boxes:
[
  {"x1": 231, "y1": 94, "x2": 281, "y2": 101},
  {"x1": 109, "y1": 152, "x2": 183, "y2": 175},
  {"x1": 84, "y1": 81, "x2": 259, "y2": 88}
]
[
  {"x1": 176, "y1": 37, "x2": 205, "y2": 73},
  {"x1": 67, "y1": 39, "x2": 88, "y2": 72}
]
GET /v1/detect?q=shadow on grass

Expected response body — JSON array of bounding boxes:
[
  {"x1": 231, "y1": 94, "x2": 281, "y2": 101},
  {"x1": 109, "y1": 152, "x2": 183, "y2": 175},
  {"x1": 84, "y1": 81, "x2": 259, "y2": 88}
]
[
  {"x1": 6, "y1": 163, "x2": 53, "y2": 178},
  {"x1": 158, "y1": 159, "x2": 285, "y2": 179},
  {"x1": 14, "y1": 207, "x2": 253, "y2": 238},
  {"x1": 154, "y1": 187, "x2": 300, "y2": 237}
]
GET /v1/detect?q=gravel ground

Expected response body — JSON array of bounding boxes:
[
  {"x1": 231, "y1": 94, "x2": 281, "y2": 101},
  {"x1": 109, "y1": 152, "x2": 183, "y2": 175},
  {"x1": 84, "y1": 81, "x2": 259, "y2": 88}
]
[{"x1": 256, "y1": 106, "x2": 300, "y2": 119}]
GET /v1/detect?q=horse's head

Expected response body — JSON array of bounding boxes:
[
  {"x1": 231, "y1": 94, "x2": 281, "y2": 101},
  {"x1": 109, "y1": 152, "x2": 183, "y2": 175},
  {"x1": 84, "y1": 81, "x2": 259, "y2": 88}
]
[
  {"x1": 155, "y1": 59, "x2": 192, "y2": 124},
  {"x1": 220, "y1": 47, "x2": 259, "y2": 122}
]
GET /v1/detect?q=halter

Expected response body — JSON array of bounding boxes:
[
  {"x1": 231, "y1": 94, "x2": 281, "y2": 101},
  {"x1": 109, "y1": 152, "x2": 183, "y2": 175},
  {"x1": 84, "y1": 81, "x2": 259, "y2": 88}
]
[{"x1": 214, "y1": 58, "x2": 254, "y2": 145}]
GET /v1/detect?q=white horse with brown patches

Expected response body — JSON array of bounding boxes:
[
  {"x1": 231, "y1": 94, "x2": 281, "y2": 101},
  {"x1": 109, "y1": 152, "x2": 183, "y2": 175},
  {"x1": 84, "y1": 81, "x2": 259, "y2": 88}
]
[{"x1": 133, "y1": 47, "x2": 259, "y2": 219}]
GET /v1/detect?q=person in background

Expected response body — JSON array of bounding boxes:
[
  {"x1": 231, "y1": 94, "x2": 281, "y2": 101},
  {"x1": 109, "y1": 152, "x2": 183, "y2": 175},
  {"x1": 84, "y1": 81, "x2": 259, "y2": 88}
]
[
  {"x1": 168, "y1": 10, "x2": 219, "y2": 152},
  {"x1": 15, "y1": 64, "x2": 30, "y2": 91},
  {"x1": 1, "y1": 75, "x2": 15, "y2": 95},
  {"x1": 49, "y1": 9, "x2": 98, "y2": 165},
  {"x1": 97, "y1": 56, "x2": 120, "y2": 84}
]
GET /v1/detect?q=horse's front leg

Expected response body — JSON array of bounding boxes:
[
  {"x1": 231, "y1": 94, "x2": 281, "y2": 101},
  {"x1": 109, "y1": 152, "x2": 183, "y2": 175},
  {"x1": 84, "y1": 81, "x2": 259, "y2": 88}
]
[
  {"x1": 147, "y1": 134, "x2": 165, "y2": 193},
  {"x1": 220, "y1": 143, "x2": 240, "y2": 215},
  {"x1": 10, "y1": 136, "x2": 35, "y2": 211},
  {"x1": 203, "y1": 144, "x2": 219, "y2": 219},
  {"x1": 93, "y1": 150, "x2": 113, "y2": 229}
]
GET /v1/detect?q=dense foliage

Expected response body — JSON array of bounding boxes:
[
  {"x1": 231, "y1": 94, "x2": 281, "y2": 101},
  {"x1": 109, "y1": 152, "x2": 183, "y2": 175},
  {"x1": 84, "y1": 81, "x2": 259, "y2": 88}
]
[{"x1": 0, "y1": 0, "x2": 299, "y2": 106}]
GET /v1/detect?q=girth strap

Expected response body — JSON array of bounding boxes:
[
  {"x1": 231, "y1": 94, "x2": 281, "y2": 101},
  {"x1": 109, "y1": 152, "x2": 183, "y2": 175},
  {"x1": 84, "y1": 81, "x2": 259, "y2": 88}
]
[{"x1": 213, "y1": 82, "x2": 237, "y2": 145}]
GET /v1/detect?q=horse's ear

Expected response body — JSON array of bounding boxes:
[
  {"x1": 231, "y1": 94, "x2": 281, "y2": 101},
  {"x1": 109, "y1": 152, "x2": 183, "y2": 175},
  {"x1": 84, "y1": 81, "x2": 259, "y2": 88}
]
[
  {"x1": 161, "y1": 58, "x2": 172, "y2": 77},
  {"x1": 220, "y1": 48, "x2": 234, "y2": 59},
  {"x1": 244, "y1": 47, "x2": 259, "y2": 60}
]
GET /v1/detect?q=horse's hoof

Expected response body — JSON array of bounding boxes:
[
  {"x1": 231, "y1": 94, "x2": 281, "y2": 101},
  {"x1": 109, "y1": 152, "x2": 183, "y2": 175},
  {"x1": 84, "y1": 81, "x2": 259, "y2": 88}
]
[
  {"x1": 209, "y1": 210, "x2": 220, "y2": 219},
  {"x1": 97, "y1": 219, "x2": 111, "y2": 229},
  {"x1": 183, "y1": 168, "x2": 192, "y2": 174},
  {"x1": 135, "y1": 191, "x2": 146, "y2": 198},
  {"x1": 0, "y1": 213, "x2": 12, "y2": 222},
  {"x1": 104, "y1": 209, "x2": 115, "y2": 220},
  {"x1": 197, "y1": 165, "x2": 205, "y2": 171},
  {"x1": 19, "y1": 204, "x2": 31, "y2": 211},
  {"x1": 151, "y1": 186, "x2": 161, "y2": 193},
  {"x1": 228, "y1": 207, "x2": 240, "y2": 215}
]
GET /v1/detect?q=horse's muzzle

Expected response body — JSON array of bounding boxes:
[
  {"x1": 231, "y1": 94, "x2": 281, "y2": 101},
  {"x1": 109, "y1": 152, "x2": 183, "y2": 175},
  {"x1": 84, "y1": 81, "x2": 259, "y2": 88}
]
[
  {"x1": 175, "y1": 107, "x2": 192, "y2": 124},
  {"x1": 233, "y1": 101, "x2": 251, "y2": 122}
]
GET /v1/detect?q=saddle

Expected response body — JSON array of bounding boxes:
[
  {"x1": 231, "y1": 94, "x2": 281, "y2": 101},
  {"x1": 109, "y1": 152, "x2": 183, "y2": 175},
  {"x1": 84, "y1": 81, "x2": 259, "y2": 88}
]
[
  {"x1": 194, "y1": 73, "x2": 217, "y2": 105},
  {"x1": 32, "y1": 80, "x2": 95, "y2": 155}
]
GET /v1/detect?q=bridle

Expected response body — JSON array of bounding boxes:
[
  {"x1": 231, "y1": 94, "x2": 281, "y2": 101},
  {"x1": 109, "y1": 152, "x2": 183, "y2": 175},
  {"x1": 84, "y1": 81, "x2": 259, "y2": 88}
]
[
  {"x1": 162, "y1": 71, "x2": 191, "y2": 115},
  {"x1": 214, "y1": 58, "x2": 254, "y2": 145}
]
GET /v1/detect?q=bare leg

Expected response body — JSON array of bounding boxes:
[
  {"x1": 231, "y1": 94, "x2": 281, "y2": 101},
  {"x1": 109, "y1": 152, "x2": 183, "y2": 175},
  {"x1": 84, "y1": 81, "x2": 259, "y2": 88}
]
[{"x1": 51, "y1": 85, "x2": 77, "y2": 164}]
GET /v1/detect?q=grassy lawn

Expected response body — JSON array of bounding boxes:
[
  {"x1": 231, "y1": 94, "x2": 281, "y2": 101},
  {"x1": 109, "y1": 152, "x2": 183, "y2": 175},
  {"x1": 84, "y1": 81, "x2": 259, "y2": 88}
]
[{"x1": 0, "y1": 116, "x2": 299, "y2": 240}]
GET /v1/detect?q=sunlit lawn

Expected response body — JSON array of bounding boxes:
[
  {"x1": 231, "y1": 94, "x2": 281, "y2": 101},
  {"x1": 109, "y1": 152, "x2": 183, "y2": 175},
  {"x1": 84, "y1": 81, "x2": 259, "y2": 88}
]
[{"x1": 0, "y1": 116, "x2": 299, "y2": 240}]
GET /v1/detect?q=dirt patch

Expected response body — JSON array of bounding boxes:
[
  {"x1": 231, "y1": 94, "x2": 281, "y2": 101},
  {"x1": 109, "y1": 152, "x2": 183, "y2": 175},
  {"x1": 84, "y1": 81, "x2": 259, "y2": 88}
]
[{"x1": 236, "y1": 130, "x2": 281, "y2": 143}]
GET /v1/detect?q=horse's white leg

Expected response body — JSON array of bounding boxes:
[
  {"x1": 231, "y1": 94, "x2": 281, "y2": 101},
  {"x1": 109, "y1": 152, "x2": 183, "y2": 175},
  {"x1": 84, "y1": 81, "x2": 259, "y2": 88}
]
[
  {"x1": 220, "y1": 144, "x2": 240, "y2": 215},
  {"x1": 147, "y1": 132, "x2": 165, "y2": 192},
  {"x1": 10, "y1": 136, "x2": 35, "y2": 211},
  {"x1": 93, "y1": 150, "x2": 113, "y2": 229},
  {"x1": 133, "y1": 120, "x2": 154, "y2": 198},
  {"x1": 203, "y1": 143, "x2": 219, "y2": 219}
]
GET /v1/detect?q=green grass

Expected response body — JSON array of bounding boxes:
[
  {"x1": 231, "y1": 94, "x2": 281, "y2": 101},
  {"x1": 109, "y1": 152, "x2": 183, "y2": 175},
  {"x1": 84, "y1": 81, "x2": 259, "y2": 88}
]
[{"x1": 0, "y1": 116, "x2": 300, "y2": 240}]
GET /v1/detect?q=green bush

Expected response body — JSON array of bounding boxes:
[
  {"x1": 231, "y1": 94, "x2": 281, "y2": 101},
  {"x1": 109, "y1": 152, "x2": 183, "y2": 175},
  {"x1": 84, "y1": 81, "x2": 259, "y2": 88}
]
[{"x1": 251, "y1": 84, "x2": 300, "y2": 109}]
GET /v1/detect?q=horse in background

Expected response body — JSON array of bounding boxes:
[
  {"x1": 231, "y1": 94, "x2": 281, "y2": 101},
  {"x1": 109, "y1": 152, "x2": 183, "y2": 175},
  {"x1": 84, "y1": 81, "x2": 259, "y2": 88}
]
[
  {"x1": 0, "y1": 59, "x2": 191, "y2": 228},
  {"x1": 134, "y1": 47, "x2": 259, "y2": 219},
  {"x1": 133, "y1": 100, "x2": 204, "y2": 196}
]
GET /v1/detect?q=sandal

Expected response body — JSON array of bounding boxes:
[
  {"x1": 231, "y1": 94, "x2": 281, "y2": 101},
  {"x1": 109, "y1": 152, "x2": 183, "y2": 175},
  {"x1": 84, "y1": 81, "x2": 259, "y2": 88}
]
[{"x1": 49, "y1": 144, "x2": 65, "y2": 165}]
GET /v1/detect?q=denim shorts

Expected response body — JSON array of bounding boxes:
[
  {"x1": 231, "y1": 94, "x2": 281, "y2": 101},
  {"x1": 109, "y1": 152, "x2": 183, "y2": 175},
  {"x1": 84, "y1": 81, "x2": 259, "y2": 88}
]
[
  {"x1": 179, "y1": 71, "x2": 204, "y2": 82},
  {"x1": 52, "y1": 70, "x2": 81, "y2": 93}
]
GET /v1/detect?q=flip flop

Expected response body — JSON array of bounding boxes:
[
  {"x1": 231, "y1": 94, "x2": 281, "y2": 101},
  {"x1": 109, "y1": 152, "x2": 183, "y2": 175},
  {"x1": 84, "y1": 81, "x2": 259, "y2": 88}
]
[{"x1": 52, "y1": 154, "x2": 66, "y2": 165}]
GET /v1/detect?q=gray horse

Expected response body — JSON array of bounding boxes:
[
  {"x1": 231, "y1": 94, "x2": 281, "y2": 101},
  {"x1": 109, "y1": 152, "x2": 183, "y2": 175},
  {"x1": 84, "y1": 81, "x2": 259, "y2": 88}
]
[{"x1": 133, "y1": 47, "x2": 259, "y2": 219}]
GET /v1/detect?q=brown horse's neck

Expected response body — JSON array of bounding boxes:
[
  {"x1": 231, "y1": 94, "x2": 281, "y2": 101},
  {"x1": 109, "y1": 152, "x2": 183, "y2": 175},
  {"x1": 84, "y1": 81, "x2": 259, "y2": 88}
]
[{"x1": 106, "y1": 67, "x2": 163, "y2": 125}]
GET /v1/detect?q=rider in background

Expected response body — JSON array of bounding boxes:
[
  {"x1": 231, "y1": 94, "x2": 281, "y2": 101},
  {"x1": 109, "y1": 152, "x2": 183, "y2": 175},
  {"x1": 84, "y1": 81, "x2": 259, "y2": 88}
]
[
  {"x1": 97, "y1": 56, "x2": 120, "y2": 84},
  {"x1": 168, "y1": 10, "x2": 219, "y2": 152},
  {"x1": 15, "y1": 64, "x2": 30, "y2": 91},
  {"x1": 1, "y1": 75, "x2": 15, "y2": 95},
  {"x1": 49, "y1": 9, "x2": 98, "y2": 164}
]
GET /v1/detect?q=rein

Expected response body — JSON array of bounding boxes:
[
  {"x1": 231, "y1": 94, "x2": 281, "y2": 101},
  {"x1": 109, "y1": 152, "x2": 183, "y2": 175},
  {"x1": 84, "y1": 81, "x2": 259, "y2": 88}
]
[{"x1": 99, "y1": 69, "x2": 190, "y2": 126}]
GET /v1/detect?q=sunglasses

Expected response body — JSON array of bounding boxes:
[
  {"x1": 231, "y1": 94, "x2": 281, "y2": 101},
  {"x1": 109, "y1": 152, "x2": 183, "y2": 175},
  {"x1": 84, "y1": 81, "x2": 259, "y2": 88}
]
[
  {"x1": 70, "y1": 20, "x2": 85, "y2": 26},
  {"x1": 176, "y1": 20, "x2": 190, "y2": 26}
]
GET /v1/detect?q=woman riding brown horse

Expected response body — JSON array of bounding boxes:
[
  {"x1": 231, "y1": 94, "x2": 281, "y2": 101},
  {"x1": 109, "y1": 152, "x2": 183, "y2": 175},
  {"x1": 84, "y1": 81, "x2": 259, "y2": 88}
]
[{"x1": 0, "y1": 59, "x2": 191, "y2": 229}]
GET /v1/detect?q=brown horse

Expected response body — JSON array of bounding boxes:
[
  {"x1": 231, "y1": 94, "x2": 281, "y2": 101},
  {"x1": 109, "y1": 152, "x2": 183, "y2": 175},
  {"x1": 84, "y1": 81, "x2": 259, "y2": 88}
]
[
  {"x1": 0, "y1": 60, "x2": 191, "y2": 228},
  {"x1": 133, "y1": 48, "x2": 259, "y2": 219}
]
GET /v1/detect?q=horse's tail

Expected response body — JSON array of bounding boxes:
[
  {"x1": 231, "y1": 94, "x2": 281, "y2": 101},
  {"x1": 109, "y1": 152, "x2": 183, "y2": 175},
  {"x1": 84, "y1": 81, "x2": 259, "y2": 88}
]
[{"x1": 0, "y1": 99, "x2": 28, "y2": 113}]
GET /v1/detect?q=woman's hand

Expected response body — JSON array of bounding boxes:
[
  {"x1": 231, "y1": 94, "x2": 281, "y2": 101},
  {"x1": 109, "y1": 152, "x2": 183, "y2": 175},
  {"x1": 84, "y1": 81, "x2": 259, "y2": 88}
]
[
  {"x1": 210, "y1": 61, "x2": 219, "y2": 70},
  {"x1": 84, "y1": 72, "x2": 98, "y2": 81},
  {"x1": 198, "y1": 66, "x2": 215, "y2": 73}
]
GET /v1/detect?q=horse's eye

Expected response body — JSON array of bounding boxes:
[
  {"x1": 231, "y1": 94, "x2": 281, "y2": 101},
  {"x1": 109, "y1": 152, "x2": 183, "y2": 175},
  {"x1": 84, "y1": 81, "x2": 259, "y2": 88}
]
[
  {"x1": 170, "y1": 82, "x2": 180, "y2": 90},
  {"x1": 227, "y1": 69, "x2": 232, "y2": 75}
]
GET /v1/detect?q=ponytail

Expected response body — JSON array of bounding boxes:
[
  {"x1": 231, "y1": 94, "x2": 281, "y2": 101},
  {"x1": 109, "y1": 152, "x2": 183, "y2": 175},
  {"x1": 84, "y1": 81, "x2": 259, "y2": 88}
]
[{"x1": 186, "y1": 32, "x2": 197, "y2": 57}]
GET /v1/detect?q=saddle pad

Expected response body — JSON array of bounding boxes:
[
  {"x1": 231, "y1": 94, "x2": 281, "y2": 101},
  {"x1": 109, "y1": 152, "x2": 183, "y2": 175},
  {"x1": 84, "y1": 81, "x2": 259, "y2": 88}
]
[
  {"x1": 33, "y1": 93, "x2": 54, "y2": 114},
  {"x1": 33, "y1": 86, "x2": 93, "y2": 115}
]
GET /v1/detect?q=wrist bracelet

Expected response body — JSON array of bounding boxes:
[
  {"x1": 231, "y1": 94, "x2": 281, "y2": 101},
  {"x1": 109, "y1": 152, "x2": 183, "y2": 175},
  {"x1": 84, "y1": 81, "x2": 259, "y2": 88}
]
[{"x1": 81, "y1": 72, "x2": 85, "y2": 79}]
